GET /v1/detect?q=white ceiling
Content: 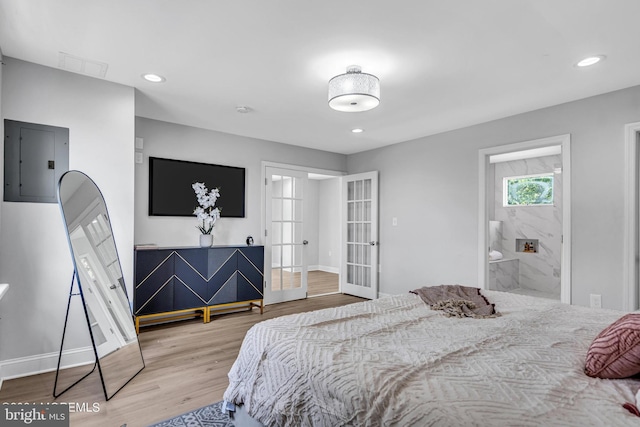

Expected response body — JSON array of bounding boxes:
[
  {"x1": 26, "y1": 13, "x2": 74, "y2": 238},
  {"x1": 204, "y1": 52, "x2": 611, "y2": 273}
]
[{"x1": 1, "y1": 1, "x2": 640, "y2": 155}]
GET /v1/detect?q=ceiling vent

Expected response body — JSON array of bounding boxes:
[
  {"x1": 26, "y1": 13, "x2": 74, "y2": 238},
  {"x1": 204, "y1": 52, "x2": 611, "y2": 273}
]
[{"x1": 58, "y1": 52, "x2": 108, "y2": 79}]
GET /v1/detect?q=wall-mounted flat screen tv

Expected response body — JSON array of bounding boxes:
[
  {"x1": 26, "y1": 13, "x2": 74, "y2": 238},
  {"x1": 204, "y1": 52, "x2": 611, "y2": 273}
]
[{"x1": 149, "y1": 157, "x2": 245, "y2": 217}]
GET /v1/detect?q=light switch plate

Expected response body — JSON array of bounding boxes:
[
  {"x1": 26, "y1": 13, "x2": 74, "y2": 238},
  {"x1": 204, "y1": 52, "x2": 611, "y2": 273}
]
[
  {"x1": 590, "y1": 294, "x2": 602, "y2": 308},
  {"x1": 135, "y1": 137, "x2": 144, "y2": 150}
]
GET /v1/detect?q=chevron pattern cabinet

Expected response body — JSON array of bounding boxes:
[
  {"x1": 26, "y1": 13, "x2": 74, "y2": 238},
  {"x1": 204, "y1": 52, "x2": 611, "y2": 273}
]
[{"x1": 134, "y1": 245, "x2": 264, "y2": 331}]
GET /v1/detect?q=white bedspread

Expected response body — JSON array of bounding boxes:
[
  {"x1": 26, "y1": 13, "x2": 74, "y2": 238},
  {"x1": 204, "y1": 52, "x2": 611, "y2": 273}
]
[{"x1": 224, "y1": 291, "x2": 640, "y2": 426}]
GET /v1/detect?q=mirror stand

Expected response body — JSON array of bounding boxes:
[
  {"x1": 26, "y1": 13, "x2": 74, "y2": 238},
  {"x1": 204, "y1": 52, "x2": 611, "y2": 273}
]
[{"x1": 53, "y1": 271, "x2": 97, "y2": 399}]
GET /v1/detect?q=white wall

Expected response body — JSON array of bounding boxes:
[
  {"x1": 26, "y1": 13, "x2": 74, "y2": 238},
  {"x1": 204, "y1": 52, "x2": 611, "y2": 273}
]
[
  {"x1": 0, "y1": 58, "x2": 135, "y2": 377},
  {"x1": 347, "y1": 84, "x2": 640, "y2": 310},
  {"x1": 134, "y1": 117, "x2": 347, "y2": 247},
  {"x1": 304, "y1": 177, "x2": 341, "y2": 273},
  {"x1": 317, "y1": 178, "x2": 341, "y2": 272}
]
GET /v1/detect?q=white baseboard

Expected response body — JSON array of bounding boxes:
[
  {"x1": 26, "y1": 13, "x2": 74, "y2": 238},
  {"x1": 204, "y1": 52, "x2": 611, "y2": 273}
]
[
  {"x1": 309, "y1": 265, "x2": 340, "y2": 274},
  {"x1": 378, "y1": 292, "x2": 393, "y2": 298},
  {"x1": 0, "y1": 346, "x2": 94, "y2": 387},
  {"x1": 270, "y1": 265, "x2": 340, "y2": 274}
]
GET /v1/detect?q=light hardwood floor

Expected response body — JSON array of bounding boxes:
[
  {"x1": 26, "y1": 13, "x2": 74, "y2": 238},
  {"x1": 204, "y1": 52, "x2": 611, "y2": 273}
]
[
  {"x1": 0, "y1": 293, "x2": 364, "y2": 427},
  {"x1": 308, "y1": 270, "x2": 339, "y2": 296},
  {"x1": 271, "y1": 270, "x2": 339, "y2": 296}
]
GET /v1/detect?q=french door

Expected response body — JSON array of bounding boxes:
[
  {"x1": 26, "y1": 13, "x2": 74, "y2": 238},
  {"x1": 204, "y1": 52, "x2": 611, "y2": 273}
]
[
  {"x1": 264, "y1": 167, "x2": 308, "y2": 304},
  {"x1": 341, "y1": 171, "x2": 379, "y2": 299},
  {"x1": 69, "y1": 211, "x2": 128, "y2": 358}
]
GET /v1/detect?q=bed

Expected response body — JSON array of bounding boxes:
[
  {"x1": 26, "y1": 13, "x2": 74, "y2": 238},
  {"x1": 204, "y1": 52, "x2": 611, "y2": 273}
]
[{"x1": 223, "y1": 288, "x2": 640, "y2": 426}]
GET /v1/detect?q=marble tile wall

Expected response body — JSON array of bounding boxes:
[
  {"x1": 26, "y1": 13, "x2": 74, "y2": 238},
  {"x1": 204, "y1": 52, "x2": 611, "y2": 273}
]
[
  {"x1": 489, "y1": 220, "x2": 503, "y2": 252},
  {"x1": 493, "y1": 154, "x2": 562, "y2": 296},
  {"x1": 489, "y1": 259, "x2": 519, "y2": 291}
]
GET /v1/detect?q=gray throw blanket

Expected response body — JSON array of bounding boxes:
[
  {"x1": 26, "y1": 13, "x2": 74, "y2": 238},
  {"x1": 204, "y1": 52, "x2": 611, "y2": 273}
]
[{"x1": 410, "y1": 285, "x2": 501, "y2": 318}]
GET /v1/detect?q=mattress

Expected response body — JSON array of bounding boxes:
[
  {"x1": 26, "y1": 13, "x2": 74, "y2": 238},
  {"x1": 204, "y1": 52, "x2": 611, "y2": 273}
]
[{"x1": 224, "y1": 290, "x2": 640, "y2": 426}]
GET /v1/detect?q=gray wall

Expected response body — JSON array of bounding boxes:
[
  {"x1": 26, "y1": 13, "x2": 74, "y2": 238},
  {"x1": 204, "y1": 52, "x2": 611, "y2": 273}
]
[
  {"x1": 0, "y1": 58, "x2": 135, "y2": 374},
  {"x1": 347, "y1": 85, "x2": 640, "y2": 310},
  {"x1": 134, "y1": 117, "x2": 347, "y2": 248}
]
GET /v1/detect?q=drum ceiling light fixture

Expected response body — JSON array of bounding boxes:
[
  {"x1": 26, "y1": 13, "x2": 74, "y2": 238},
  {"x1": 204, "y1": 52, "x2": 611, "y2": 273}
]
[{"x1": 328, "y1": 65, "x2": 380, "y2": 112}]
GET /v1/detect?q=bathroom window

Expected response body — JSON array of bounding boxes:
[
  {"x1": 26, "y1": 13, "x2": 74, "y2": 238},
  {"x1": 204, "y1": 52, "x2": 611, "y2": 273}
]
[{"x1": 503, "y1": 173, "x2": 554, "y2": 207}]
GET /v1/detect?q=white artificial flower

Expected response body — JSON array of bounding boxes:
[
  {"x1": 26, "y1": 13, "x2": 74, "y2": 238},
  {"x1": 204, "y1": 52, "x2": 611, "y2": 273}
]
[
  {"x1": 192, "y1": 182, "x2": 206, "y2": 195},
  {"x1": 192, "y1": 182, "x2": 221, "y2": 234}
]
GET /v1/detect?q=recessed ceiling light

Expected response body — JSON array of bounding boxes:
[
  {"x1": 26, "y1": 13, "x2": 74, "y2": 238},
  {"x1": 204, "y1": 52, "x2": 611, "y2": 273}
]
[
  {"x1": 142, "y1": 73, "x2": 166, "y2": 83},
  {"x1": 575, "y1": 55, "x2": 606, "y2": 67},
  {"x1": 351, "y1": 128, "x2": 364, "y2": 133}
]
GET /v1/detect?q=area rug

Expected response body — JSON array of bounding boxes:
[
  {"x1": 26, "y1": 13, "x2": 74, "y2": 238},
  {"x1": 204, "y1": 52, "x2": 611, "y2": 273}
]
[{"x1": 148, "y1": 400, "x2": 233, "y2": 427}]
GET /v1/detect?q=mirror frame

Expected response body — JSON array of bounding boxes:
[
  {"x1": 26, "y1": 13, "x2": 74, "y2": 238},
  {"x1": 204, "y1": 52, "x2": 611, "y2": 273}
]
[{"x1": 54, "y1": 170, "x2": 144, "y2": 401}]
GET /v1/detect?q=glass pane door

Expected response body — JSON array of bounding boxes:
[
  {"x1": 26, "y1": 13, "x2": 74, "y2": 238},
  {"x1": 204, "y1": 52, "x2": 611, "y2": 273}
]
[
  {"x1": 342, "y1": 172, "x2": 378, "y2": 299},
  {"x1": 265, "y1": 167, "x2": 308, "y2": 304}
]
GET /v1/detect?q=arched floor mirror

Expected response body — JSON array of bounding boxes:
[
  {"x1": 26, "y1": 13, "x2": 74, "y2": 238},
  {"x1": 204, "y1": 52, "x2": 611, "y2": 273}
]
[{"x1": 54, "y1": 170, "x2": 144, "y2": 400}]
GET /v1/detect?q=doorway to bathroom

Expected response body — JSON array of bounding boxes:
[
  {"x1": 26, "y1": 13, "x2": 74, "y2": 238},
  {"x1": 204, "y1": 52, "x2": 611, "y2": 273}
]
[
  {"x1": 478, "y1": 135, "x2": 571, "y2": 304},
  {"x1": 623, "y1": 121, "x2": 640, "y2": 311}
]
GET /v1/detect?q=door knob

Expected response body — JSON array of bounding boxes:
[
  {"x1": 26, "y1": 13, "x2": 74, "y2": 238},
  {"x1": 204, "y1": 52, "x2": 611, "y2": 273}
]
[
  {"x1": 370, "y1": 241, "x2": 378, "y2": 246},
  {"x1": 303, "y1": 240, "x2": 309, "y2": 245}
]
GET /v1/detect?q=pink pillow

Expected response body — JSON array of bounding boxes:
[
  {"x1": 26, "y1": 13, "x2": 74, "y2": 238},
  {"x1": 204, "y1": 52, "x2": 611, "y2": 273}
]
[{"x1": 585, "y1": 313, "x2": 640, "y2": 379}]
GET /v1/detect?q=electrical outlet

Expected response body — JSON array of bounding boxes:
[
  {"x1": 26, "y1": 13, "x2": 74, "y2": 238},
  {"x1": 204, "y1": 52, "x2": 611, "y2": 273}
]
[{"x1": 590, "y1": 294, "x2": 602, "y2": 308}]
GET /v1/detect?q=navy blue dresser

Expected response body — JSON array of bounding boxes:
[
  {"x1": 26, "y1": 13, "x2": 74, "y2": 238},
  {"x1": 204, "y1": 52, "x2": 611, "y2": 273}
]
[{"x1": 134, "y1": 245, "x2": 264, "y2": 331}]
